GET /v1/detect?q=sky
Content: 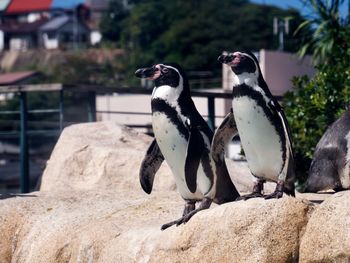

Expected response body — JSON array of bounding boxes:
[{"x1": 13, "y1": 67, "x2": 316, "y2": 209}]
[{"x1": 251, "y1": 0, "x2": 348, "y2": 18}]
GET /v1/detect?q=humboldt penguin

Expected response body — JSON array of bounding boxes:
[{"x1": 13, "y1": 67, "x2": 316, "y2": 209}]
[
  {"x1": 305, "y1": 108, "x2": 350, "y2": 192},
  {"x1": 215, "y1": 51, "x2": 295, "y2": 199},
  {"x1": 135, "y1": 63, "x2": 239, "y2": 230}
]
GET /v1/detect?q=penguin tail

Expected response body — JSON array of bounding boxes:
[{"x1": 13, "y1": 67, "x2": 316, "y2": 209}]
[
  {"x1": 283, "y1": 180, "x2": 296, "y2": 197},
  {"x1": 214, "y1": 160, "x2": 240, "y2": 204},
  {"x1": 284, "y1": 187, "x2": 295, "y2": 197},
  {"x1": 284, "y1": 151, "x2": 296, "y2": 197}
]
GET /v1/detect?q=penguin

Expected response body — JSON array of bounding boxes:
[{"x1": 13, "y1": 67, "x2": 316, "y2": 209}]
[
  {"x1": 305, "y1": 108, "x2": 350, "y2": 192},
  {"x1": 214, "y1": 51, "x2": 295, "y2": 199},
  {"x1": 135, "y1": 63, "x2": 240, "y2": 230}
]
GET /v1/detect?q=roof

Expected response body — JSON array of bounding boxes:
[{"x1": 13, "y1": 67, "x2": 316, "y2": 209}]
[
  {"x1": 4, "y1": 0, "x2": 87, "y2": 14},
  {"x1": 0, "y1": 71, "x2": 39, "y2": 85},
  {"x1": 40, "y1": 15, "x2": 70, "y2": 31},
  {"x1": 0, "y1": 18, "x2": 48, "y2": 33},
  {"x1": 6, "y1": 0, "x2": 52, "y2": 14}
]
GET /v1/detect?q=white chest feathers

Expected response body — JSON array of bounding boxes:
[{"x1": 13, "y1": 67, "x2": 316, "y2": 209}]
[
  {"x1": 232, "y1": 96, "x2": 284, "y2": 181},
  {"x1": 152, "y1": 106, "x2": 212, "y2": 200}
]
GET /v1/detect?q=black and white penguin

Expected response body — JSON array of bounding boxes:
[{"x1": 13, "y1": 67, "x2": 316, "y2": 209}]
[
  {"x1": 135, "y1": 63, "x2": 239, "y2": 230},
  {"x1": 305, "y1": 109, "x2": 350, "y2": 192},
  {"x1": 214, "y1": 51, "x2": 295, "y2": 199}
]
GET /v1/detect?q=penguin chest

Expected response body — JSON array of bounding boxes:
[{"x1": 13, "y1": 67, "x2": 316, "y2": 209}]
[
  {"x1": 232, "y1": 97, "x2": 284, "y2": 181},
  {"x1": 152, "y1": 111, "x2": 211, "y2": 200}
]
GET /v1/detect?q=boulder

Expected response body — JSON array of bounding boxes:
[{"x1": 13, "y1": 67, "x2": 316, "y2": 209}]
[
  {"x1": 0, "y1": 191, "x2": 311, "y2": 263},
  {"x1": 40, "y1": 121, "x2": 263, "y2": 194},
  {"x1": 299, "y1": 191, "x2": 350, "y2": 262},
  {"x1": 100, "y1": 197, "x2": 310, "y2": 263},
  {"x1": 40, "y1": 122, "x2": 175, "y2": 193},
  {"x1": 0, "y1": 122, "x2": 344, "y2": 263}
]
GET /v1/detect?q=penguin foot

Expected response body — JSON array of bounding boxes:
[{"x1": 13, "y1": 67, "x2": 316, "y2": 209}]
[
  {"x1": 236, "y1": 192, "x2": 263, "y2": 201},
  {"x1": 160, "y1": 198, "x2": 212, "y2": 230},
  {"x1": 264, "y1": 191, "x2": 283, "y2": 199},
  {"x1": 264, "y1": 180, "x2": 284, "y2": 199},
  {"x1": 160, "y1": 212, "x2": 196, "y2": 230},
  {"x1": 161, "y1": 220, "x2": 179, "y2": 231}
]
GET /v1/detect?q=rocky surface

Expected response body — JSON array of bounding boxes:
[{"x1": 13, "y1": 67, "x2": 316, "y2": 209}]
[
  {"x1": 0, "y1": 122, "x2": 348, "y2": 263},
  {"x1": 300, "y1": 191, "x2": 350, "y2": 262}
]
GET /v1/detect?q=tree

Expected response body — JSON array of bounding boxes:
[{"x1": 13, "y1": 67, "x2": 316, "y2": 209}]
[
  {"x1": 100, "y1": 0, "x2": 306, "y2": 77},
  {"x1": 284, "y1": 0, "x2": 350, "y2": 186},
  {"x1": 295, "y1": 0, "x2": 349, "y2": 65},
  {"x1": 99, "y1": 0, "x2": 130, "y2": 45}
]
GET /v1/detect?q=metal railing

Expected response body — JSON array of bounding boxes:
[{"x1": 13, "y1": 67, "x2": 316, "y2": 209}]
[{"x1": 0, "y1": 84, "x2": 233, "y2": 193}]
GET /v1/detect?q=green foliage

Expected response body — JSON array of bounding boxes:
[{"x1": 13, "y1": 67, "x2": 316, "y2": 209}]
[
  {"x1": 100, "y1": 0, "x2": 306, "y2": 76},
  {"x1": 295, "y1": 0, "x2": 349, "y2": 65},
  {"x1": 284, "y1": 0, "x2": 350, "y2": 183},
  {"x1": 99, "y1": 0, "x2": 130, "y2": 46}
]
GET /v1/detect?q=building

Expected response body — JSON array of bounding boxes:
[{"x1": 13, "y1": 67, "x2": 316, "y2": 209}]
[
  {"x1": 0, "y1": 0, "x2": 113, "y2": 51},
  {"x1": 0, "y1": 70, "x2": 41, "y2": 101},
  {"x1": 39, "y1": 14, "x2": 90, "y2": 49}
]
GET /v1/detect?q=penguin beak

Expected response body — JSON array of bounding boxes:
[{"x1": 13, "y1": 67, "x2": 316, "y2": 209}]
[
  {"x1": 135, "y1": 66, "x2": 160, "y2": 80},
  {"x1": 217, "y1": 54, "x2": 235, "y2": 65}
]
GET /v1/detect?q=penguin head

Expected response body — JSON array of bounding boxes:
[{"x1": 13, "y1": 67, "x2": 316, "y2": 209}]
[
  {"x1": 218, "y1": 51, "x2": 268, "y2": 88},
  {"x1": 218, "y1": 51, "x2": 259, "y2": 76},
  {"x1": 135, "y1": 63, "x2": 187, "y2": 88}
]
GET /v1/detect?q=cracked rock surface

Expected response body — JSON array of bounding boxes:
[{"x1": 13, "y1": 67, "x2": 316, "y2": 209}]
[{"x1": 0, "y1": 122, "x2": 347, "y2": 263}]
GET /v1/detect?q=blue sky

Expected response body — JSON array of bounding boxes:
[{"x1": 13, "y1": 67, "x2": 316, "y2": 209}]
[
  {"x1": 251, "y1": 0, "x2": 305, "y2": 10},
  {"x1": 250, "y1": 0, "x2": 348, "y2": 18}
]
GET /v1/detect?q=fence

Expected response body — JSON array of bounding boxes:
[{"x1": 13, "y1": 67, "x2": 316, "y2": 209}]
[{"x1": 0, "y1": 84, "x2": 232, "y2": 193}]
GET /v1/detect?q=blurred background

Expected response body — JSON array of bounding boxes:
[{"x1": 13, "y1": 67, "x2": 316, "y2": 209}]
[{"x1": 0, "y1": 0, "x2": 349, "y2": 193}]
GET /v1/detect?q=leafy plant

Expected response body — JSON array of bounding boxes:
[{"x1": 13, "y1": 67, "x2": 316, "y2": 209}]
[
  {"x1": 295, "y1": 0, "x2": 349, "y2": 65},
  {"x1": 284, "y1": 0, "x2": 350, "y2": 184}
]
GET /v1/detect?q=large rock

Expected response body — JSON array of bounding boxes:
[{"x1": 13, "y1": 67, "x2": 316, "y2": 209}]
[
  {"x1": 300, "y1": 191, "x2": 350, "y2": 262},
  {"x1": 0, "y1": 122, "x2": 344, "y2": 263},
  {"x1": 0, "y1": 190, "x2": 182, "y2": 263},
  {"x1": 100, "y1": 197, "x2": 310, "y2": 263},
  {"x1": 40, "y1": 122, "x2": 175, "y2": 193},
  {"x1": 0, "y1": 191, "x2": 310, "y2": 263},
  {"x1": 40, "y1": 121, "x2": 260, "y2": 194}
]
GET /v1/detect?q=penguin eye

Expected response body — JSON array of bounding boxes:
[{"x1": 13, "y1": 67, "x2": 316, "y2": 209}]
[
  {"x1": 240, "y1": 56, "x2": 246, "y2": 61},
  {"x1": 161, "y1": 68, "x2": 169, "y2": 74}
]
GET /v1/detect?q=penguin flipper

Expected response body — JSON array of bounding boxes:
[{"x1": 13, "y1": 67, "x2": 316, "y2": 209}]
[
  {"x1": 269, "y1": 100, "x2": 296, "y2": 188},
  {"x1": 139, "y1": 139, "x2": 165, "y2": 194},
  {"x1": 211, "y1": 110, "x2": 238, "y2": 165},
  {"x1": 185, "y1": 122, "x2": 205, "y2": 193}
]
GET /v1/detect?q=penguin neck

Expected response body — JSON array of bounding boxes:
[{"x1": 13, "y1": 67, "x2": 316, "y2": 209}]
[
  {"x1": 232, "y1": 72, "x2": 274, "y2": 100},
  {"x1": 152, "y1": 78, "x2": 189, "y2": 108},
  {"x1": 232, "y1": 72, "x2": 259, "y2": 88}
]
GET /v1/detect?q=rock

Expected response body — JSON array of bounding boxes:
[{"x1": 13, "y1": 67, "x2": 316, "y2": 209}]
[
  {"x1": 40, "y1": 121, "x2": 257, "y2": 194},
  {"x1": 299, "y1": 191, "x2": 350, "y2": 262},
  {"x1": 0, "y1": 122, "x2": 344, "y2": 262},
  {"x1": 0, "y1": 190, "x2": 182, "y2": 263},
  {"x1": 101, "y1": 197, "x2": 311, "y2": 263},
  {"x1": 40, "y1": 122, "x2": 176, "y2": 193},
  {"x1": 0, "y1": 191, "x2": 311, "y2": 263}
]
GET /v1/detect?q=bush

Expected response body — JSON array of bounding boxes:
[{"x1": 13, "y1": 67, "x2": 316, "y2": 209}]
[{"x1": 284, "y1": 57, "x2": 350, "y2": 183}]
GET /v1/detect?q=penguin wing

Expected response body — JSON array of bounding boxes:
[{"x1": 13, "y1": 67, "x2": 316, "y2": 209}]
[
  {"x1": 269, "y1": 99, "x2": 296, "y2": 192},
  {"x1": 211, "y1": 109, "x2": 238, "y2": 165},
  {"x1": 185, "y1": 120, "x2": 205, "y2": 193},
  {"x1": 268, "y1": 100, "x2": 294, "y2": 153},
  {"x1": 139, "y1": 139, "x2": 165, "y2": 194}
]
